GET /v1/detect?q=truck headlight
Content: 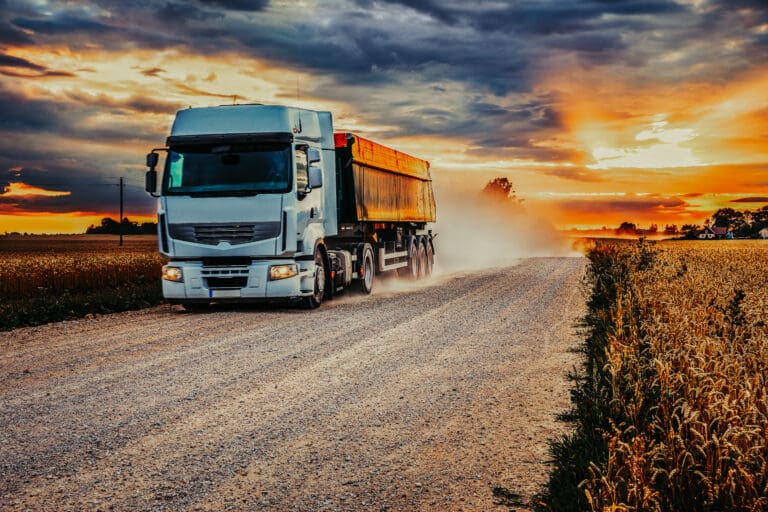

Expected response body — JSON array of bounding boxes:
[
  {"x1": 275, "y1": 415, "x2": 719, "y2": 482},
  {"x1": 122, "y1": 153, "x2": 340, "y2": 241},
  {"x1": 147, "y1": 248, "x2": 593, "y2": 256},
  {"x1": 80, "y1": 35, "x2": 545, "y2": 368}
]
[
  {"x1": 269, "y1": 264, "x2": 298, "y2": 281},
  {"x1": 162, "y1": 265, "x2": 184, "y2": 282}
]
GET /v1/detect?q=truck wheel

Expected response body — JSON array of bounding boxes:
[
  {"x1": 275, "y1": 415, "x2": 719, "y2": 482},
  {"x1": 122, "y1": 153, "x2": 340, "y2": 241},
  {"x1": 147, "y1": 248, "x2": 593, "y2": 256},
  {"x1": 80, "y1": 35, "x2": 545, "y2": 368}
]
[
  {"x1": 424, "y1": 239, "x2": 434, "y2": 277},
  {"x1": 399, "y1": 237, "x2": 419, "y2": 280},
  {"x1": 416, "y1": 238, "x2": 427, "y2": 278},
  {"x1": 358, "y1": 244, "x2": 375, "y2": 294},
  {"x1": 182, "y1": 302, "x2": 207, "y2": 312},
  {"x1": 303, "y1": 248, "x2": 325, "y2": 309}
]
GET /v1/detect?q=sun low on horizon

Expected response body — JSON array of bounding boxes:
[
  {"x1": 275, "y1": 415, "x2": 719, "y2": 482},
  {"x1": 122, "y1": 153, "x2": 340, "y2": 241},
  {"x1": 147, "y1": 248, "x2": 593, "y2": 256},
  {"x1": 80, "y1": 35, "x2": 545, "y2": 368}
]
[{"x1": 1, "y1": 0, "x2": 767, "y2": 235}]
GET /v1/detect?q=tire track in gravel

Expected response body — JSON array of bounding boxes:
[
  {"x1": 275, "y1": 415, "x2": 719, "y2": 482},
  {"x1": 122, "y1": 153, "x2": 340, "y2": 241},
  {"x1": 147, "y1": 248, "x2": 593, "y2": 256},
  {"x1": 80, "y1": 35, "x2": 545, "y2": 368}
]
[{"x1": 0, "y1": 257, "x2": 586, "y2": 511}]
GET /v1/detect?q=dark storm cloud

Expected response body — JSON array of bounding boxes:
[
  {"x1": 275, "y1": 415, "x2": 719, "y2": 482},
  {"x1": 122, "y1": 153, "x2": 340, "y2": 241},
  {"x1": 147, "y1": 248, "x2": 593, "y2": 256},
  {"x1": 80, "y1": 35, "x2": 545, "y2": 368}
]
[
  {"x1": 62, "y1": 90, "x2": 183, "y2": 115},
  {"x1": 0, "y1": 52, "x2": 77, "y2": 78},
  {"x1": 538, "y1": 168, "x2": 606, "y2": 183},
  {"x1": 197, "y1": 0, "x2": 269, "y2": 11},
  {"x1": 0, "y1": 158, "x2": 155, "y2": 217},
  {"x1": 1, "y1": 0, "x2": 767, "y2": 222},
  {"x1": 731, "y1": 197, "x2": 768, "y2": 203},
  {"x1": 11, "y1": 13, "x2": 114, "y2": 35},
  {"x1": 0, "y1": 69, "x2": 77, "y2": 78},
  {"x1": 0, "y1": 87, "x2": 168, "y2": 140},
  {"x1": 6, "y1": 0, "x2": 766, "y2": 94},
  {"x1": 9, "y1": 0, "x2": 756, "y2": 99},
  {"x1": 0, "y1": 169, "x2": 153, "y2": 216},
  {"x1": 0, "y1": 53, "x2": 46, "y2": 71},
  {"x1": 0, "y1": 90, "x2": 66, "y2": 132},
  {"x1": 0, "y1": 22, "x2": 34, "y2": 45},
  {"x1": 140, "y1": 67, "x2": 166, "y2": 77},
  {"x1": 558, "y1": 194, "x2": 690, "y2": 216}
]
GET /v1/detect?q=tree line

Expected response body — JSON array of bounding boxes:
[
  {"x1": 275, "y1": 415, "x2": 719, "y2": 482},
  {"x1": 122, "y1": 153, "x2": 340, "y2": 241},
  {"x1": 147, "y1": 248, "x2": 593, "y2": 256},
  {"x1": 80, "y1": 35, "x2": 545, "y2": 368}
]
[
  {"x1": 615, "y1": 205, "x2": 768, "y2": 238},
  {"x1": 85, "y1": 217, "x2": 157, "y2": 235}
]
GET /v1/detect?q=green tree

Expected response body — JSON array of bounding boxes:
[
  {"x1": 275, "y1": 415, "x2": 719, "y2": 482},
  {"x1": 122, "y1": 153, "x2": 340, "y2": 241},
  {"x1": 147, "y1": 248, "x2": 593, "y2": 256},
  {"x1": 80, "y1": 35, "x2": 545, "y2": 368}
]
[
  {"x1": 711, "y1": 208, "x2": 748, "y2": 236},
  {"x1": 749, "y1": 205, "x2": 768, "y2": 237}
]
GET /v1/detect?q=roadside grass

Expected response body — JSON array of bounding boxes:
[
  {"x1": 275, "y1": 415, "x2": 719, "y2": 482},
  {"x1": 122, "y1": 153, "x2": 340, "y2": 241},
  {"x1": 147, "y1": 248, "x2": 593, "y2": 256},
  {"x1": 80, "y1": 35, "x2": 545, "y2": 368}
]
[
  {"x1": 0, "y1": 235, "x2": 165, "y2": 331},
  {"x1": 539, "y1": 240, "x2": 768, "y2": 511}
]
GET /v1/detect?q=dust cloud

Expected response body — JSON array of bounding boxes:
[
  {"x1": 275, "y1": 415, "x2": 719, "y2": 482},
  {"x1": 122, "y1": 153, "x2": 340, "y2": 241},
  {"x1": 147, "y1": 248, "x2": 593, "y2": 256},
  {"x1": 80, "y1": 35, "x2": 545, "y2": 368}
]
[
  {"x1": 431, "y1": 177, "x2": 574, "y2": 274},
  {"x1": 341, "y1": 175, "x2": 576, "y2": 299}
]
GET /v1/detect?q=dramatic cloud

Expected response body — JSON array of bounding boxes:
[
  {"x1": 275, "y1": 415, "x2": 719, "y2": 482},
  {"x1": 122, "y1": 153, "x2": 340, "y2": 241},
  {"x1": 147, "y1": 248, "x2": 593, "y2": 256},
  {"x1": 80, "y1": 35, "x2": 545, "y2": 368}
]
[
  {"x1": 731, "y1": 197, "x2": 768, "y2": 203},
  {"x1": 1, "y1": 0, "x2": 767, "y2": 232}
]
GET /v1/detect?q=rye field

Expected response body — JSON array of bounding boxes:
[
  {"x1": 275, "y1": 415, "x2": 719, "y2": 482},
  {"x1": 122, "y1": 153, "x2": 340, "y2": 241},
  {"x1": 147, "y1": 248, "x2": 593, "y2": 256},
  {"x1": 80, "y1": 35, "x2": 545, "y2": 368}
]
[
  {"x1": 543, "y1": 239, "x2": 768, "y2": 511},
  {"x1": 0, "y1": 235, "x2": 165, "y2": 331}
]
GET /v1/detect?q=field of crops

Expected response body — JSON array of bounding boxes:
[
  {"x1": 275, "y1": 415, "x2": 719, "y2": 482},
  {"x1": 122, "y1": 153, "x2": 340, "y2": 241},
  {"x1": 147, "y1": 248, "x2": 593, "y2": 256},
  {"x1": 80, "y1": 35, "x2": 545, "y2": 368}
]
[
  {"x1": 543, "y1": 240, "x2": 768, "y2": 511},
  {"x1": 0, "y1": 235, "x2": 165, "y2": 330}
]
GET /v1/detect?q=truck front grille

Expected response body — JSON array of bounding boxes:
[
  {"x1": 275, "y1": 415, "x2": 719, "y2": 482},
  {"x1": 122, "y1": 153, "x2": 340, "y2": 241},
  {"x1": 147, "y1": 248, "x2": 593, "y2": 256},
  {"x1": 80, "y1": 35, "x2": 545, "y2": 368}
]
[
  {"x1": 168, "y1": 222, "x2": 280, "y2": 245},
  {"x1": 202, "y1": 267, "x2": 249, "y2": 289}
]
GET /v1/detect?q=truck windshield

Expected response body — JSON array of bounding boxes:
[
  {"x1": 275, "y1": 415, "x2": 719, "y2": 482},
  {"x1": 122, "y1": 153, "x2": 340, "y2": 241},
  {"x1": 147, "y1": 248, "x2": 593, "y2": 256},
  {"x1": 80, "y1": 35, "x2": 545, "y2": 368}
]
[{"x1": 163, "y1": 143, "x2": 291, "y2": 196}]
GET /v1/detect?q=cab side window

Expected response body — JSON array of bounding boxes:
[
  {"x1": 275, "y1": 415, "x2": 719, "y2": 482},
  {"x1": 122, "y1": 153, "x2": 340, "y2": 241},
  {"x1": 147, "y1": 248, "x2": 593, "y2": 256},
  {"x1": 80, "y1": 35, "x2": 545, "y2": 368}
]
[{"x1": 295, "y1": 147, "x2": 308, "y2": 191}]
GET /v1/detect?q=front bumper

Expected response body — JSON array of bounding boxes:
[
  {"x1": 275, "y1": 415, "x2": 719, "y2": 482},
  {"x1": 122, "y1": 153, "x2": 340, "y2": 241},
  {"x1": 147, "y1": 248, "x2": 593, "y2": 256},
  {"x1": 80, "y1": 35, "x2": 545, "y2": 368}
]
[{"x1": 161, "y1": 260, "x2": 317, "y2": 301}]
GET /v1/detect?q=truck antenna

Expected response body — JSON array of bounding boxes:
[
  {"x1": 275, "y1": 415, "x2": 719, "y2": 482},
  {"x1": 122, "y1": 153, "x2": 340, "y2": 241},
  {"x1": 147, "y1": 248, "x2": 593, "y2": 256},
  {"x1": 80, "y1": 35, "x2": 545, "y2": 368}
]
[{"x1": 296, "y1": 76, "x2": 300, "y2": 105}]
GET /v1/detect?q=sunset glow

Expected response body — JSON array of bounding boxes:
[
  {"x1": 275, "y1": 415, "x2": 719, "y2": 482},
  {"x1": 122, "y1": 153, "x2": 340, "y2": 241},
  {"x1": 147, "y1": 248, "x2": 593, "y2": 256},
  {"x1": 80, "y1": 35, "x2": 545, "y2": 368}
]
[
  {"x1": 3, "y1": 182, "x2": 71, "y2": 197},
  {"x1": 1, "y1": 1, "x2": 766, "y2": 233}
]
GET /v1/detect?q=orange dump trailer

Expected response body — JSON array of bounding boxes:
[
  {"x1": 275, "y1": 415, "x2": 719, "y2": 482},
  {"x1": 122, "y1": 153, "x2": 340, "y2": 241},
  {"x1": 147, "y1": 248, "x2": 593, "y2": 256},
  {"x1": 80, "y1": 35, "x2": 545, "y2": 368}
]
[{"x1": 334, "y1": 133, "x2": 436, "y2": 224}]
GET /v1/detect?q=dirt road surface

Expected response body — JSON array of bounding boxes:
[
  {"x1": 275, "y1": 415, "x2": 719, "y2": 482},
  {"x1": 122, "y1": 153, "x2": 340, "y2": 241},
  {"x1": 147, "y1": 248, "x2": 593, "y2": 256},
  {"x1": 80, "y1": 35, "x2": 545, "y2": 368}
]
[{"x1": 1, "y1": 257, "x2": 586, "y2": 511}]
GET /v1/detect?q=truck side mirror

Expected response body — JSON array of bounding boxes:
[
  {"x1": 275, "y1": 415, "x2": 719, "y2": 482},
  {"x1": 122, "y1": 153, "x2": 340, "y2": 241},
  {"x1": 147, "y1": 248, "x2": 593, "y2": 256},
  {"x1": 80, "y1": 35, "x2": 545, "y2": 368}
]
[
  {"x1": 308, "y1": 165, "x2": 323, "y2": 189},
  {"x1": 145, "y1": 169, "x2": 158, "y2": 194},
  {"x1": 145, "y1": 152, "x2": 159, "y2": 194},
  {"x1": 307, "y1": 148, "x2": 321, "y2": 165}
]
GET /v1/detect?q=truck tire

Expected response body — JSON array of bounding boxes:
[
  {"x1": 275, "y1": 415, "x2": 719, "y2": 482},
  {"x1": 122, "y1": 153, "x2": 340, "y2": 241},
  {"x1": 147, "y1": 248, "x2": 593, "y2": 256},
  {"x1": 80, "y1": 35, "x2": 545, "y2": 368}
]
[
  {"x1": 358, "y1": 244, "x2": 374, "y2": 294},
  {"x1": 424, "y1": 238, "x2": 434, "y2": 277},
  {"x1": 303, "y1": 247, "x2": 326, "y2": 309},
  {"x1": 181, "y1": 302, "x2": 208, "y2": 312},
  {"x1": 416, "y1": 237, "x2": 427, "y2": 278}
]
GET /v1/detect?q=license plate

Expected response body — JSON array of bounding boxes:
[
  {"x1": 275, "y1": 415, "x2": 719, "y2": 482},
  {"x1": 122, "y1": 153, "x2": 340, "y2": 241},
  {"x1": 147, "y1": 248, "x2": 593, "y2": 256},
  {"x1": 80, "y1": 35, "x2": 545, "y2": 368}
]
[{"x1": 209, "y1": 289, "x2": 241, "y2": 298}]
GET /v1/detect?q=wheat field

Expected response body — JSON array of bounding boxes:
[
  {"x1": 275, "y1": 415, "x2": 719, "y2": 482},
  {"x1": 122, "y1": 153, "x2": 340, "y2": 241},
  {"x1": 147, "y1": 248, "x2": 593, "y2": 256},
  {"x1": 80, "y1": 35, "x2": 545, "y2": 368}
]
[
  {"x1": 553, "y1": 240, "x2": 768, "y2": 511},
  {"x1": 0, "y1": 235, "x2": 164, "y2": 329}
]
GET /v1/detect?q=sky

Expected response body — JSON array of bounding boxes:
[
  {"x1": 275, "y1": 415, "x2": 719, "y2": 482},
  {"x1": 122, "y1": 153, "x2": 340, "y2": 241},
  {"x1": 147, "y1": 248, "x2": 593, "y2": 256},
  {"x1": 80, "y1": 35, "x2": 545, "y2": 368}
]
[{"x1": 1, "y1": 0, "x2": 767, "y2": 233}]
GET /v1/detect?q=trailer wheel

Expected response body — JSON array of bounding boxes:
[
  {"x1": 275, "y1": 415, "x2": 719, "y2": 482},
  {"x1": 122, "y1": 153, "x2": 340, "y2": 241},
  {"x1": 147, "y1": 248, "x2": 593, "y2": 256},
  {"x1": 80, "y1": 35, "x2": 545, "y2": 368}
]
[
  {"x1": 424, "y1": 239, "x2": 434, "y2": 277},
  {"x1": 416, "y1": 238, "x2": 427, "y2": 278},
  {"x1": 303, "y1": 248, "x2": 326, "y2": 309},
  {"x1": 400, "y1": 237, "x2": 419, "y2": 280},
  {"x1": 358, "y1": 244, "x2": 375, "y2": 294}
]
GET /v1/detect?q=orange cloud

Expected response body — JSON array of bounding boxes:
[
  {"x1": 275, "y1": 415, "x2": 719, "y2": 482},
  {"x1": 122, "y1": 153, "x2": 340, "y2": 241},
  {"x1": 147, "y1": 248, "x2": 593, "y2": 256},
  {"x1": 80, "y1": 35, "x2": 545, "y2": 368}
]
[{"x1": 2, "y1": 182, "x2": 71, "y2": 197}]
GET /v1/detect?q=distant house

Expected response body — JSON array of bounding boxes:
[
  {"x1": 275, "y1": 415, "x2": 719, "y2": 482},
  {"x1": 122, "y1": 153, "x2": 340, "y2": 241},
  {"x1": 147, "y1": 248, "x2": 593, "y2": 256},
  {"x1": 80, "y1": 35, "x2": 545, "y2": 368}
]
[{"x1": 697, "y1": 226, "x2": 731, "y2": 240}]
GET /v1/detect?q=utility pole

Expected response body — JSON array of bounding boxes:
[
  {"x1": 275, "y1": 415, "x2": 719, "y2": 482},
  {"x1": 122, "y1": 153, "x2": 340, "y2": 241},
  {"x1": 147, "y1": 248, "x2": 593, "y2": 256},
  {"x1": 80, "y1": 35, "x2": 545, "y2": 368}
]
[{"x1": 119, "y1": 177, "x2": 124, "y2": 247}]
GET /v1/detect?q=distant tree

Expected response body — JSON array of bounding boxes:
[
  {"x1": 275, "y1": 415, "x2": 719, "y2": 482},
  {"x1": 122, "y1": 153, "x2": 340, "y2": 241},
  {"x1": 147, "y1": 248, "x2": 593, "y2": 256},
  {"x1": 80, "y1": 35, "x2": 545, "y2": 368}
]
[
  {"x1": 680, "y1": 224, "x2": 701, "y2": 239},
  {"x1": 663, "y1": 224, "x2": 679, "y2": 235},
  {"x1": 86, "y1": 217, "x2": 157, "y2": 235},
  {"x1": 86, "y1": 217, "x2": 120, "y2": 234},
  {"x1": 139, "y1": 222, "x2": 157, "y2": 235},
  {"x1": 616, "y1": 221, "x2": 637, "y2": 235},
  {"x1": 711, "y1": 208, "x2": 748, "y2": 236},
  {"x1": 482, "y1": 177, "x2": 517, "y2": 202},
  {"x1": 749, "y1": 205, "x2": 768, "y2": 237}
]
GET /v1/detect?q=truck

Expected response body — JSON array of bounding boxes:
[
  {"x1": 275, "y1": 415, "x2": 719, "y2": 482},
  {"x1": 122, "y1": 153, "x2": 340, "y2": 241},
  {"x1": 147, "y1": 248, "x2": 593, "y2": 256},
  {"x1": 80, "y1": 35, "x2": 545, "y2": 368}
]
[{"x1": 144, "y1": 104, "x2": 436, "y2": 309}]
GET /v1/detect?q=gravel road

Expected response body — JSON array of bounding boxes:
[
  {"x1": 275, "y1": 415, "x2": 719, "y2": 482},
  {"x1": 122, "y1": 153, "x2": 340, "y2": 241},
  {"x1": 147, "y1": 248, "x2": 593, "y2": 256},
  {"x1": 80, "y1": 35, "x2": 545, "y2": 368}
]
[{"x1": 0, "y1": 257, "x2": 586, "y2": 511}]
